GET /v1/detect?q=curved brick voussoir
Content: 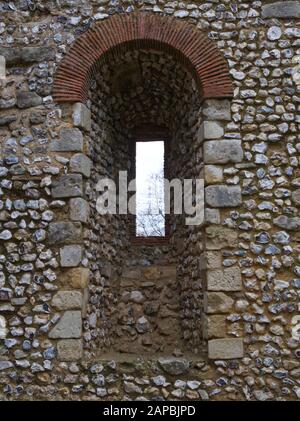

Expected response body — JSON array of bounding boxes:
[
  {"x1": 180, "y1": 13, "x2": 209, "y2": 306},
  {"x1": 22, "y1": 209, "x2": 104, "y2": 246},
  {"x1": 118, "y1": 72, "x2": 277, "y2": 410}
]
[{"x1": 53, "y1": 12, "x2": 233, "y2": 104}]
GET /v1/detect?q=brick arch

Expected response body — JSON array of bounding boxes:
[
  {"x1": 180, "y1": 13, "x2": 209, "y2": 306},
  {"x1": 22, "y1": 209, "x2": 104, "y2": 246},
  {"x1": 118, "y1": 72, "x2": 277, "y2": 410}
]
[{"x1": 53, "y1": 12, "x2": 233, "y2": 103}]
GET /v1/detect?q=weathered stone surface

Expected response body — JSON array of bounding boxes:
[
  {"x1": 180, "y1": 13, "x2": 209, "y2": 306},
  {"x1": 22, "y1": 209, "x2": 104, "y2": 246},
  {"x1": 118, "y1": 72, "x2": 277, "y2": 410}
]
[
  {"x1": 0, "y1": 46, "x2": 55, "y2": 65},
  {"x1": 73, "y1": 103, "x2": 91, "y2": 131},
  {"x1": 205, "y1": 185, "x2": 242, "y2": 207},
  {"x1": 0, "y1": 113, "x2": 17, "y2": 126},
  {"x1": 208, "y1": 339, "x2": 244, "y2": 359},
  {"x1": 0, "y1": 55, "x2": 5, "y2": 78},
  {"x1": 158, "y1": 357, "x2": 189, "y2": 375},
  {"x1": 52, "y1": 291, "x2": 83, "y2": 310},
  {"x1": 48, "y1": 222, "x2": 82, "y2": 245},
  {"x1": 60, "y1": 268, "x2": 90, "y2": 289},
  {"x1": 206, "y1": 226, "x2": 238, "y2": 250},
  {"x1": 57, "y1": 339, "x2": 83, "y2": 361},
  {"x1": 49, "y1": 311, "x2": 82, "y2": 339},
  {"x1": 204, "y1": 139, "x2": 243, "y2": 164},
  {"x1": 205, "y1": 208, "x2": 220, "y2": 224},
  {"x1": 204, "y1": 292, "x2": 234, "y2": 314},
  {"x1": 203, "y1": 315, "x2": 227, "y2": 339},
  {"x1": 0, "y1": 360, "x2": 14, "y2": 371},
  {"x1": 204, "y1": 165, "x2": 223, "y2": 184},
  {"x1": 17, "y1": 92, "x2": 42, "y2": 109},
  {"x1": 0, "y1": 316, "x2": 7, "y2": 339},
  {"x1": 207, "y1": 267, "x2": 242, "y2": 291},
  {"x1": 274, "y1": 216, "x2": 300, "y2": 231},
  {"x1": 203, "y1": 99, "x2": 231, "y2": 120},
  {"x1": 60, "y1": 245, "x2": 82, "y2": 267},
  {"x1": 69, "y1": 198, "x2": 90, "y2": 223},
  {"x1": 201, "y1": 121, "x2": 224, "y2": 140},
  {"x1": 70, "y1": 154, "x2": 92, "y2": 178},
  {"x1": 262, "y1": 2, "x2": 300, "y2": 19},
  {"x1": 51, "y1": 128, "x2": 83, "y2": 152},
  {"x1": 291, "y1": 189, "x2": 300, "y2": 206},
  {"x1": 52, "y1": 174, "x2": 83, "y2": 199}
]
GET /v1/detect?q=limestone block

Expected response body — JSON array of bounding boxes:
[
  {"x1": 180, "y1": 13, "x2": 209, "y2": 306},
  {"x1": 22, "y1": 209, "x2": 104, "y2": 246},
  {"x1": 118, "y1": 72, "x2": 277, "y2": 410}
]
[
  {"x1": 48, "y1": 222, "x2": 82, "y2": 245},
  {"x1": 52, "y1": 174, "x2": 83, "y2": 199},
  {"x1": 70, "y1": 153, "x2": 92, "y2": 178},
  {"x1": 205, "y1": 208, "x2": 220, "y2": 225},
  {"x1": 51, "y1": 291, "x2": 83, "y2": 310},
  {"x1": 73, "y1": 103, "x2": 91, "y2": 132},
  {"x1": 205, "y1": 185, "x2": 242, "y2": 207},
  {"x1": 0, "y1": 56, "x2": 5, "y2": 79},
  {"x1": 206, "y1": 226, "x2": 238, "y2": 250},
  {"x1": 207, "y1": 267, "x2": 242, "y2": 291},
  {"x1": 57, "y1": 339, "x2": 83, "y2": 361},
  {"x1": 50, "y1": 128, "x2": 83, "y2": 152},
  {"x1": 60, "y1": 268, "x2": 90, "y2": 289},
  {"x1": 49, "y1": 311, "x2": 82, "y2": 339},
  {"x1": 60, "y1": 245, "x2": 82, "y2": 267},
  {"x1": 262, "y1": 2, "x2": 300, "y2": 19},
  {"x1": 200, "y1": 121, "x2": 224, "y2": 140},
  {"x1": 70, "y1": 198, "x2": 90, "y2": 223},
  {"x1": 17, "y1": 92, "x2": 42, "y2": 109},
  {"x1": 208, "y1": 338, "x2": 244, "y2": 359},
  {"x1": 202, "y1": 99, "x2": 231, "y2": 121},
  {"x1": 0, "y1": 46, "x2": 55, "y2": 65},
  {"x1": 204, "y1": 165, "x2": 223, "y2": 184},
  {"x1": 204, "y1": 139, "x2": 243, "y2": 164},
  {"x1": 203, "y1": 315, "x2": 227, "y2": 339},
  {"x1": 204, "y1": 292, "x2": 234, "y2": 314}
]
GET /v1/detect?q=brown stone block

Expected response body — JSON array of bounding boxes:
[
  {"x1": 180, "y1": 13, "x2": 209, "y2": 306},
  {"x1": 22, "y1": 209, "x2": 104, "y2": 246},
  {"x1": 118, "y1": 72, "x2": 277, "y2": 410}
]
[{"x1": 60, "y1": 268, "x2": 90, "y2": 289}]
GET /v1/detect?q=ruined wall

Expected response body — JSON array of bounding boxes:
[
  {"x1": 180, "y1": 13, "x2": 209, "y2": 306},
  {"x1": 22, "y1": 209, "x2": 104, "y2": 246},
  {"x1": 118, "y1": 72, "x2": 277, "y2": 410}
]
[{"x1": 0, "y1": 0, "x2": 300, "y2": 401}]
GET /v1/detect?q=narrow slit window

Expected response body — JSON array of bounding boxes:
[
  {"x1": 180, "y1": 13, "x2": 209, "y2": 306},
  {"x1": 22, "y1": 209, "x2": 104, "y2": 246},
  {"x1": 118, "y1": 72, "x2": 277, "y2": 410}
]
[{"x1": 136, "y1": 141, "x2": 165, "y2": 237}]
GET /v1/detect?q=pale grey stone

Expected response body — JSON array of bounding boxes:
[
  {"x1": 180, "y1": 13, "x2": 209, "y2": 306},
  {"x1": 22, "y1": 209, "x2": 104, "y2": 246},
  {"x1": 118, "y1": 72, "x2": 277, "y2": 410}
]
[
  {"x1": 267, "y1": 26, "x2": 282, "y2": 41},
  {"x1": 0, "y1": 315, "x2": 7, "y2": 339},
  {"x1": 57, "y1": 339, "x2": 83, "y2": 361},
  {"x1": 48, "y1": 222, "x2": 82, "y2": 245},
  {"x1": 49, "y1": 311, "x2": 82, "y2": 339},
  {"x1": 17, "y1": 92, "x2": 42, "y2": 109},
  {"x1": 158, "y1": 357, "x2": 189, "y2": 375},
  {"x1": 51, "y1": 128, "x2": 83, "y2": 152},
  {"x1": 205, "y1": 165, "x2": 223, "y2": 184},
  {"x1": 205, "y1": 185, "x2": 242, "y2": 207},
  {"x1": 202, "y1": 99, "x2": 231, "y2": 121},
  {"x1": 262, "y1": 2, "x2": 300, "y2": 19},
  {"x1": 274, "y1": 215, "x2": 300, "y2": 231},
  {"x1": 292, "y1": 189, "x2": 300, "y2": 206},
  {"x1": 0, "y1": 55, "x2": 5, "y2": 78},
  {"x1": 60, "y1": 245, "x2": 82, "y2": 267},
  {"x1": 201, "y1": 121, "x2": 224, "y2": 140},
  {"x1": 208, "y1": 339, "x2": 244, "y2": 359},
  {"x1": 70, "y1": 154, "x2": 92, "y2": 178},
  {"x1": 205, "y1": 208, "x2": 220, "y2": 224},
  {"x1": 73, "y1": 103, "x2": 91, "y2": 132},
  {"x1": 52, "y1": 291, "x2": 83, "y2": 310},
  {"x1": 0, "y1": 360, "x2": 14, "y2": 370},
  {"x1": 69, "y1": 198, "x2": 90, "y2": 223},
  {"x1": 52, "y1": 174, "x2": 83, "y2": 199},
  {"x1": 207, "y1": 267, "x2": 242, "y2": 291},
  {"x1": 204, "y1": 139, "x2": 243, "y2": 164}
]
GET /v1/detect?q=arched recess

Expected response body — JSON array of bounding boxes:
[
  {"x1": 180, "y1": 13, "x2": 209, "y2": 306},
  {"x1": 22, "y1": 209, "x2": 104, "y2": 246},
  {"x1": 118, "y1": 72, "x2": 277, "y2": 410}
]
[{"x1": 53, "y1": 12, "x2": 233, "y2": 104}]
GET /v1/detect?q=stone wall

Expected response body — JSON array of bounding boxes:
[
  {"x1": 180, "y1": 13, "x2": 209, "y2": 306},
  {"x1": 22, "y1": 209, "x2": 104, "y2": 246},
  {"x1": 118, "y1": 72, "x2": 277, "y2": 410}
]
[{"x1": 0, "y1": 0, "x2": 300, "y2": 401}]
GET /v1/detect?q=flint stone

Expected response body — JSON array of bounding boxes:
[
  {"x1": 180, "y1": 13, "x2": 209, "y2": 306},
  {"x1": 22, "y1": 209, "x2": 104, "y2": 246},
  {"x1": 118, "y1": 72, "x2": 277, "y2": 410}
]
[
  {"x1": 73, "y1": 103, "x2": 91, "y2": 132},
  {"x1": 158, "y1": 357, "x2": 189, "y2": 375},
  {"x1": 0, "y1": 361, "x2": 13, "y2": 370},
  {"x1": 274, "y1": 215, "x2": 300, "y2": 230},
  {"x1": 69, "y1": 198, "x2": 90, "y2": 223},
  {"x1": 0, "y1": 55, "x2": 5, "y2": 78},
  {"x1": 60, "y1": 245, "x2": 82, "y2": 267},
  {"x1": 52, "y1": 174, "x2": 83, "y2": 199},
  {"x1": 207, "y1": 267, "x2": 242, "y2": 291},
  {"x1": 208, "y1": 339, "x2": 244, "y2": 359},
  {"x1": 70, "y1": 154, "x2": 92, "y2": 178},
  {"x1": 292, "y1": 189, "x2": 300, "y2": 206},
  {"x1": 204, "y1": 139, "x2": 243, "y2": 164},
  {"x1": 205, "y1": 185, "x2": 242, "y2": 207},
  {"x1": 0, "y1": 46, "x2": 55, "y2": 65},
  {"x1": 262, "y1": 2, "x2": 300, "y2": 19},
  {"x1": 48, "y1": 222, "x2": 82, "y2": 245},
  {"x1": 52, "y1": 291, "x2": 82, "y2": 310},
  {"x1": 204, "y1": 292, "x2": 234, "y2": 314},
  {"x1": 203, "y1": 99, "x2": 231, "y2": 121},
  {"x1": 60, "y1": 268, "x2": 90, "y2": 289},
  {"x1": 0, "y1": 113, "x2": 17, "y2": 126},
  {"x1": 17, "y1": 92, "x2": 42, "y2": 109},
  {"x1": 49, "y1": 311, "x2": 82, "y2": 339},
  {"x1": 51, "y1": 128, "x2": 83, "y2": 152},
  {"x1": 57, "y1": 339, "x2": 83, "y2": 361}
]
